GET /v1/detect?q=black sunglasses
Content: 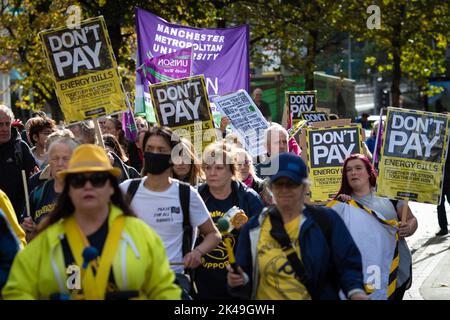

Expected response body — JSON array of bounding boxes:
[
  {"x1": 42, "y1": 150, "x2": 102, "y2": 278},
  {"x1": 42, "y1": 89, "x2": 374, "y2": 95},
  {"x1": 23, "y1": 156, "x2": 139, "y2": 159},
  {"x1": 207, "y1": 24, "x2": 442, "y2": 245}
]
[
  {"x1": 67, "y1": 172, "x2": 111, "y2": 189},
  {"x1": 271, "y1": 179, "x2": 301, "y2": 188}
]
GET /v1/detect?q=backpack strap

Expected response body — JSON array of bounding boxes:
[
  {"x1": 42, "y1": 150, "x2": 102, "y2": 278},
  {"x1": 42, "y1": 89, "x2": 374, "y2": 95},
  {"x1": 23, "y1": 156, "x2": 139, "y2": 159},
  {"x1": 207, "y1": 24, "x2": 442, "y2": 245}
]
[
  {"x1": 267, "y1": 206, "x2": 312, "y2": 294},
  {"x1": 268, "y1": 205, "x2": 338, "y2": 299},
  {"x1": 178, "y1": 181, "x2": 194, "y2": 294},
  {"x1": 125, "y1": 178, "x2": 142, "y2": 204},
  {"x1": 179, "y1": 181, "x2": 191, "y2": 258},
  {"x1": 305, "y1": 204, "x2": 332, "y2": 245}
]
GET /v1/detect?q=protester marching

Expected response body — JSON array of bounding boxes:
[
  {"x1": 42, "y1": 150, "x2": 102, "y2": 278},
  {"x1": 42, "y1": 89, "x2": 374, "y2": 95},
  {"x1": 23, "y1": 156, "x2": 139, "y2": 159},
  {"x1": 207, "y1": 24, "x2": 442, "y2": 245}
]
[{"x1": 1, "y1": 4, "x2": 450, "y2": 307}]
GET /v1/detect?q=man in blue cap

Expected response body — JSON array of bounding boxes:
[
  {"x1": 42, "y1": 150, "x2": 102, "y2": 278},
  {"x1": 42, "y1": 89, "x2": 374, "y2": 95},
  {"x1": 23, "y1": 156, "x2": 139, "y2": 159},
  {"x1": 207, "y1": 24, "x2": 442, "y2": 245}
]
[{"x1": 227, "y1": 152, "x2": 368, "y2": 300}]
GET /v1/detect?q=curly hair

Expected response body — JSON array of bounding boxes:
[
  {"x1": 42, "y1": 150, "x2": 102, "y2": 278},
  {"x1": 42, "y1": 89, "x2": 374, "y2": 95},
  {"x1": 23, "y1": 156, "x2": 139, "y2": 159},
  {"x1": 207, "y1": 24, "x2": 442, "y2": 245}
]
[{"x1": 27, "y1": 116, "x2": 56, "y2": 145}]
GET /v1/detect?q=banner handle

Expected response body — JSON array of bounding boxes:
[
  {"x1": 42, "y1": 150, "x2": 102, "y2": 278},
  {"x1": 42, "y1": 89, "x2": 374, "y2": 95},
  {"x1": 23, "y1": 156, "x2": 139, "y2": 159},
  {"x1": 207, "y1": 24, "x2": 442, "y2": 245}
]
[
  {"x1": 94, "y1": 119, "x2": 105, "y2": 149},
  {"x1": 372, "y1": 107, "x2": 385, "y2": 168},
  {"x1": 401, "y1": 200, "x2": 408, "y2": 225},
  {"x1": 21, "y1": 170, "x2": 31, "y2": 217}
]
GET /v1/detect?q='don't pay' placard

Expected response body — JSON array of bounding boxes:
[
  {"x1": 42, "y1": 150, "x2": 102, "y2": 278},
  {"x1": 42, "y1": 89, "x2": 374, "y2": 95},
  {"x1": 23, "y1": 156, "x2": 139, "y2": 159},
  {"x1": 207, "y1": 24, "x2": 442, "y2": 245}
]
[
  {"x1": 305, "y1": 125, "x2": 363, "y2": 202},
  {"x1": 285, "y1": 90, "x2": 317, "y2": 126},
  {"x1": 39, "y1": 16, "x2": 127, "y2": 123},
  {"x1": 149, "y1": 75, "x2": 215, "y2": 154},
  {"x1": 376, "y1": 107, "x2": 450, "y2": 205}
]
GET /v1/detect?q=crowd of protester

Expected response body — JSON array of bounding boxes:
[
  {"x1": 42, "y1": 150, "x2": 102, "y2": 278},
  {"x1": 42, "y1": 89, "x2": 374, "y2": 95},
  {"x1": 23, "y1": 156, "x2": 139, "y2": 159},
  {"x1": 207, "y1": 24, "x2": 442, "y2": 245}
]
[{"x1": 3, "y1": 101, "x2": 445, "y2": 301}]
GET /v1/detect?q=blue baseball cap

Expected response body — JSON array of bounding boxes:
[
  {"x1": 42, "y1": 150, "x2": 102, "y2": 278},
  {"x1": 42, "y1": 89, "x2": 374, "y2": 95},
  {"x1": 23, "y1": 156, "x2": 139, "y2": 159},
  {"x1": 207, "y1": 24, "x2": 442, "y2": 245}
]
[{"x1": 269, "y1": 152, "x2": 309, "y2": 185}]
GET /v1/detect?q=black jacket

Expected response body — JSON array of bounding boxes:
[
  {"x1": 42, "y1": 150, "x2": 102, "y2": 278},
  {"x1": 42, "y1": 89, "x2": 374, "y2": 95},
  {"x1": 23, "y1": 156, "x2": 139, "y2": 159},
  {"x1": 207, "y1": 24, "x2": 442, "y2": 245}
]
[
  {"x1": 0, "y1": 128, "x2": 37, "y2": 217},
  {"x1": 198, "y1": 180, "x2": 264, "y2": 219},
  {"x1": 444, "y1": 150, "x2": 450, "y2": 184},
  {"x1": 127, "y1": 142, "x2": 143, "y2": 173},
  {"x1": 110, "y1": 151, "x2": 140, "y2": 182}
]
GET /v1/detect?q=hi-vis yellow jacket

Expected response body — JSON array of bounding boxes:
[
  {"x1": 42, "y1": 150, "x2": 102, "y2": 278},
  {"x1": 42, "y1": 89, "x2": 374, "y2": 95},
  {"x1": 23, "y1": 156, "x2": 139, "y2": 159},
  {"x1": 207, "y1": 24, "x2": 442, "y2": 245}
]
[
  {"x1": 0, "y1": 189, "x2": 26, "y2": 248},
  {"x1": 2, "y1": 205, "x2": 181, "y2": 300}
]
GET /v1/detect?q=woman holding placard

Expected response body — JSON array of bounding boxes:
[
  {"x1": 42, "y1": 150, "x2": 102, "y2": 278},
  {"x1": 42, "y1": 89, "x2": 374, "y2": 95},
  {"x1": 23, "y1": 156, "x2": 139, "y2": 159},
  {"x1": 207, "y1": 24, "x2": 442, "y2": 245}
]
[{"x1": 333, "y1": 153, "x2": 417, "y2": 300}]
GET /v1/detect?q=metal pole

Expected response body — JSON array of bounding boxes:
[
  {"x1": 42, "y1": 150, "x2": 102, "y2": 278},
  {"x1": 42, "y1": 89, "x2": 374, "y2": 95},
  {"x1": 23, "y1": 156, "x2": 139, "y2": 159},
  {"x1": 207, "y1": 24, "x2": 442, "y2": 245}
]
[{"x1": 348, "y1": 34, "x2": 352, "y2": 79}]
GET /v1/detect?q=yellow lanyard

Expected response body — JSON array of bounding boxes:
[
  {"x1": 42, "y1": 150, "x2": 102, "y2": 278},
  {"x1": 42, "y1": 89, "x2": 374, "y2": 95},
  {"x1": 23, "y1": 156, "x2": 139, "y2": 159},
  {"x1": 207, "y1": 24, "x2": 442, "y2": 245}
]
[{"x1": 63, "y1": 214, "x2": 125, "y2": 300}]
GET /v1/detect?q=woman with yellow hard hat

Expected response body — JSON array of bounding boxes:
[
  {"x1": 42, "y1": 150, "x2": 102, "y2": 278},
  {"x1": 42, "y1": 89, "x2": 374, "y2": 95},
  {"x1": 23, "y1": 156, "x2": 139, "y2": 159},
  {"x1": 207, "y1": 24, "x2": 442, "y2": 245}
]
[{"x1": 2, "y1": 144, "x2": 181, "y2": 300}]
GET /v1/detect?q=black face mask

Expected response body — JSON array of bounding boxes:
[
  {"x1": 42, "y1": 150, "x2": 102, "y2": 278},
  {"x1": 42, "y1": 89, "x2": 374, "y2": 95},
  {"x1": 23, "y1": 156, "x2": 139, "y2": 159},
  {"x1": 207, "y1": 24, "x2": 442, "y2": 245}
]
[{"x1": 144, "y1": 152, "x2": 172, "y2": 175}]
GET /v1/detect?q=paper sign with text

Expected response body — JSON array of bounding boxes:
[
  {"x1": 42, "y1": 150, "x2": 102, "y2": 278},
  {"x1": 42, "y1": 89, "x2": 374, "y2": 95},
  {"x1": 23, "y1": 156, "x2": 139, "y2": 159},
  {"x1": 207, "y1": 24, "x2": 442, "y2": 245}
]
[{"x1": 213, "y1": 90, "x2": 270, "y2": 158}]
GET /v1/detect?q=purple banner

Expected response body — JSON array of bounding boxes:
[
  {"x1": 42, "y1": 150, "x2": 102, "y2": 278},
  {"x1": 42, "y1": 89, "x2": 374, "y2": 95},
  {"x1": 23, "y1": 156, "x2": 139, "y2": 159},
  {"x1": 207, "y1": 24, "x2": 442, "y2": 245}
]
[
  {"x1": 135, "y1": 8, "x2": 249, "y2": 101},
  {"x1": 122, "y1": 107, "x2": 138, "y2": 142},
  {"x1": 138, "y1": 47, "x2": 193, "y2": 84}
]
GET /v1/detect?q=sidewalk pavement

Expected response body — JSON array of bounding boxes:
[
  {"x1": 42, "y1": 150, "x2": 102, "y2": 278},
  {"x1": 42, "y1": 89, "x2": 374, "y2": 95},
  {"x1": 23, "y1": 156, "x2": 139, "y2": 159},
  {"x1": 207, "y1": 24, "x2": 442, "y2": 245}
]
[
  {"x1": 405, "y1": 234, "x2": 450, "y2": 300},
  {"x1": 402, "y1": 201, "x2": 450, "y2": 300}
]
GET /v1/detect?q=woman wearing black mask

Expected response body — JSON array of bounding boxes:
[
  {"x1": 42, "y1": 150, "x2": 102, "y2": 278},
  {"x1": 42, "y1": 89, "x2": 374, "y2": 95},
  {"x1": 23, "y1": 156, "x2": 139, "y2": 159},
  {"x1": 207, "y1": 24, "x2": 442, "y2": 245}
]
[{"x1": 119, "y1": 126, "x2": 221, "y2": 298}]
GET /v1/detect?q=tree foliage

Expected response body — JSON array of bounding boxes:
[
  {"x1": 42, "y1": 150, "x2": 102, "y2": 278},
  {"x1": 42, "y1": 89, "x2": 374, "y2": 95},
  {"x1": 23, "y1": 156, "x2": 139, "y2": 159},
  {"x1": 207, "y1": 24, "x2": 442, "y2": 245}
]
[
  {"x1": 222, "y1": 0, "x2": 349, "y2": 90},
  {"x1": 1, "y1": 0, "x2": 449, "y2": 117},
  {"x1": 0, "y1": 0, "x2": 72, "y2": 116},
  {"x1": 342, "y1": 0, "x2": 450, "y2": 107},
  {"x1": 0, "y1": 0, "x2": 222, "y2": 119}
]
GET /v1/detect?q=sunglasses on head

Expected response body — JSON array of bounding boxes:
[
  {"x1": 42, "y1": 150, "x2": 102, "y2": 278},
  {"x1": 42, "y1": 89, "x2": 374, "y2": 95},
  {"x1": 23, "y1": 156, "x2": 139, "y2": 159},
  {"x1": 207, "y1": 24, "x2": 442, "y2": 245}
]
[{"x1": 67, "y1": 172, "x2": 111, "y2": 189}]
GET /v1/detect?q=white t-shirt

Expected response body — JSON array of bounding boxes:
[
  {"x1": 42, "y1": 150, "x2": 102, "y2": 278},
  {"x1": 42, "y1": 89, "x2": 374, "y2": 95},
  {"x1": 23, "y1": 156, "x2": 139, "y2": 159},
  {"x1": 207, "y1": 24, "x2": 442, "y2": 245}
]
[{"x1": 119, "y1": 177, "x2": 210, "y2": 273}]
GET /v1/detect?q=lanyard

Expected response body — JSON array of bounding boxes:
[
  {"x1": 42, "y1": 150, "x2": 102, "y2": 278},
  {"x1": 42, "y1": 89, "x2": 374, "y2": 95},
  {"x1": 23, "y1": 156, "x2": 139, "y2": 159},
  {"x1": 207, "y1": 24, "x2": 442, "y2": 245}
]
[{"x1": 63, "y1": 214, "x2": 125, "y2": 300}]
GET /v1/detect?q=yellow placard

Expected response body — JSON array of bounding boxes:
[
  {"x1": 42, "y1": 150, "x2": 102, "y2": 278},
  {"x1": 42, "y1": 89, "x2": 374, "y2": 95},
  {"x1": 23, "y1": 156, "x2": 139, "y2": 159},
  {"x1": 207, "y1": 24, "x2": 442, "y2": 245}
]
[
  {"x1": 300, "y1": 111, "x2": 329, "y2": 124},
  {"x1": 149, "y1": 75, "x2": 216, "y2": 153},
  {"x1": 376, "y1": 107, "x2": 450, "y2": 204},
  {"x1": 305, "y1": 124, "x2": 364, "y2": 202},
  {"x1": 285, "y1": 90, "x2": 317, "y2": 127},
  {"x1": 39, "y1": 16, "x2": 127, "y2": 123}
]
